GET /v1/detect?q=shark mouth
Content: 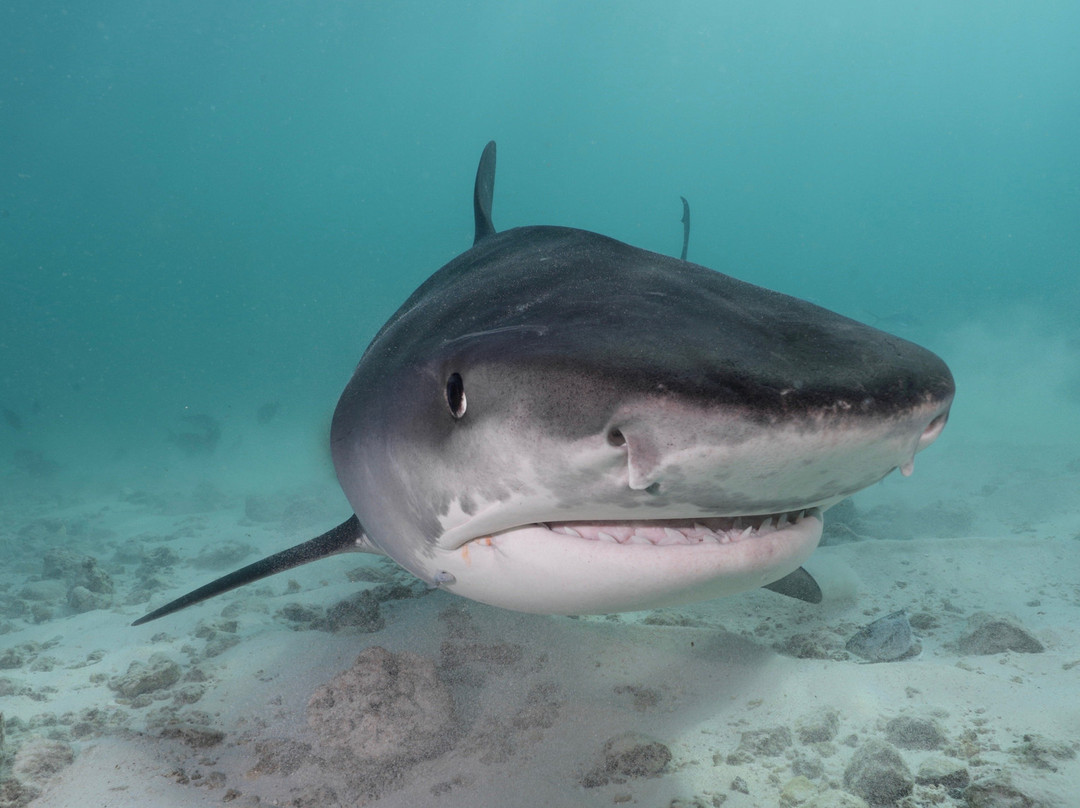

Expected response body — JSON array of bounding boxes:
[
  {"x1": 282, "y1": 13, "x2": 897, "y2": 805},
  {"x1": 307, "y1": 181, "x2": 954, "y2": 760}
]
[
  {"x1": 542, "y1": 507, "x2": 821, "y2": 547},
  {"x1": 438, "y1": 506, "x2": 825, "y2": 614}
]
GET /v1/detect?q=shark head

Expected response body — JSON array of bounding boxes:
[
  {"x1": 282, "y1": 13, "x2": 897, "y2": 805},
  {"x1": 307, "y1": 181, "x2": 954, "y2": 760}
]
[
  {"x1": 132, "y1": 141, "x2": 953, "y2": 627},
  {"x1": 328, "y1": 142, "x2": 953, "y2": 614}
]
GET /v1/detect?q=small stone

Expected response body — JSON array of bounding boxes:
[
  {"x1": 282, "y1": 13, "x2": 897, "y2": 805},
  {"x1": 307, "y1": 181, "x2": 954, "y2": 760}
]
[
  {"x1": 12, "y1": 738, "x2": 75, "y2": 784},
  {"x1": 884, "y1": 715, "x2": 946, "y2": 750},
  {"x1": 964, "y1": 773, "x2": 1042, "y2": 807},
  {"x1": 439, "y1": 640, "x2": 523, "y2": 673},
  {"x1": 172, "y1": 684, "x2": 206, "y2": 705},
  {"x1": 17, "y1": 580, "x2": 67, "y2": 602},
  {"x1": 511, "y1": 683, "x2": 561, "y2": 730},
  {"x1": 250, "y1": 738, "x2": 312, "y2": 777},
  {"x1": 727, "y1": 725, "x2": 793, "y2": 763},
  {"x1": 582, "y1": 731, "x2": 671, "y2": 786},
  {"x1": 0, "y1": 596, "x2": 28, "y2": 620},
  {"x1": 613, "y1": 684, "x2": 661, "y2": 712},
  {"x1": 601, "y1": 731, "x2": 671, "y2": 777},
  {"x1": 797, "y1": 708, "x2": 840, "y2": 744},
  {"x1": 317, "y1": 591, "x2": 384, "y2": 633},
  {"x1": 158, "y1": 722, "x2": 225, "y2": 749},
  {"x1": 792, "y1": 752, "x2": 825, "y2": 779},
  {"x1": 843, "y1": 739, "x2": 913, "y2": 804},
  {"x1": 776, "y1": 632, "x2": 834, "y2": 659},
  {"x1": 908, "y1": 612, "x2": 939, "y2": 631},
  {"x1": 845, "y1": 611, "x2": 919, "y2": 662},
  {"x1": 204, "y1": 634, "x2": 241, "y2": 658},
  {"x1": 780, "y1": 775, "x2": 817, "y2": 805},
  {"x1": 956, "y1": 613, "x2": 1044, "y2": 655},
  {"x1": 0, "y1": 648, "x2": 27, "y2": 670},
  {"x1": 307, "y1": 647, "x2": 455, "y2": 773},
  {"x1": 145, "y1": 544, "x2": 181, "y2": 568},
  {"x1": 0, "y1": 776, "x2": 39, "y2": 806},
  {"x1": 28, "y1": 656, "x2": 57, "y2": 673},
  {"x1": 190, "y1": 540, "x2": 256, "y2": 570},
  {"x1": 108, "y1": 653, "x2": 181, "y2": 698},
  {"x1": 278, "y1": 602, "x2": 323, "y2": 623},
  {"x1": 804, "y1": 792, "x2": 870, "y2": 808},
  {"x1": 42, "y1": 549, "x2": 114, "y2": 594},
  {"x1": 916, "y1": 756, "x2": 969, "y2": 789},
  {"x1": 68, "y1": 585, "x2": 111, "y2": 612},
  {"x1": 1010, "y1": 733, "x2": 1077, "y2": 772}
]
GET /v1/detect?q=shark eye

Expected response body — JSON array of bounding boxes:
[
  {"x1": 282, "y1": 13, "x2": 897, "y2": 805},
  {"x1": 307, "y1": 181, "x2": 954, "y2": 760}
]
[{"x1": 446, "y1": 373, "x2": 466, "y2": 419}]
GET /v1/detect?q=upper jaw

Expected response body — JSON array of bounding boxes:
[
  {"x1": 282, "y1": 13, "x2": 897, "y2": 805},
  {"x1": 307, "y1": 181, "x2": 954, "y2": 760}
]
[
  {"x1": 439, "y1": 503, "x2": 825, "y2": 552},
  {"x1": 541, "y1": 507, "x2": 821, "y2": 546}
]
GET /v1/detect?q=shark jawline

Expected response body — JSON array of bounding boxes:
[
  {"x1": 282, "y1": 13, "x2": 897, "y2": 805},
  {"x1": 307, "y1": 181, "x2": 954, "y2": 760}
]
[
  {"x1": 427, "y1": 508, "x2": 825, "y2": 614},
  {"x1": 455, "y1": 507, "x2": 820, "y2": 550}
]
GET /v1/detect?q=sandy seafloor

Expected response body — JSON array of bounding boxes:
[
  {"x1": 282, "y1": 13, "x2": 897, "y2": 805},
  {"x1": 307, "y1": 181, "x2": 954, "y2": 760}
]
[{"x1": 3, "y1": 325, "x2": 1080, "y2": 808}]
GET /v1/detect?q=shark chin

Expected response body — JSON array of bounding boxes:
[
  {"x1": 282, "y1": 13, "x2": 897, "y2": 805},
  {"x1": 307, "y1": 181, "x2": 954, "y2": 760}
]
[{"x1": 427, "y1": 509, "x2": 823, "y2": 614}]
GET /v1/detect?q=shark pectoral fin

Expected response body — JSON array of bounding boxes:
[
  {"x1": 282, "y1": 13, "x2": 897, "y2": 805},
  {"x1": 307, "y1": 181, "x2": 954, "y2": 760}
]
[
  {"x1": 762, "y1": 566, "x2": 823, "y2": 604},
  {"x1": 131, "y1": 515, "x2": 374, "y2": 626}
]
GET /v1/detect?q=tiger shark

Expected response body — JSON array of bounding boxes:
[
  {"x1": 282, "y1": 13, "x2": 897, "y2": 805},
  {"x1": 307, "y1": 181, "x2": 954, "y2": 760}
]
[{"x1": 134, "y1": 142, "x2": 954, "y2": 625}]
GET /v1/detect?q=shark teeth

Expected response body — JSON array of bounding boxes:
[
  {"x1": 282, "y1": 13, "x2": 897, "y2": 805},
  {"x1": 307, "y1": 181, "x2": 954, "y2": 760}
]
[{"x1": 545, "y1": 509, "x2": 814, "y2": 547}]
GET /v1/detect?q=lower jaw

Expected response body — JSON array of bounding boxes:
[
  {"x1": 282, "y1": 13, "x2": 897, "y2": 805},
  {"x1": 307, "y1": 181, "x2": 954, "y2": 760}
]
[{"x1": 428, "y1": 509, "x2": 824, "y2": 615}]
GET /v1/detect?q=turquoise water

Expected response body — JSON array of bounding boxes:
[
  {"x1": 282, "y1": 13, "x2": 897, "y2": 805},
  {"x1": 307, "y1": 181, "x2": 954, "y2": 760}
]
[
  {"x1": 4, "y1": 1, "x2": 1077, "y2": 474},
  {"x1": 2, "y1": 3, "x2": 1079, "y2": 806}
]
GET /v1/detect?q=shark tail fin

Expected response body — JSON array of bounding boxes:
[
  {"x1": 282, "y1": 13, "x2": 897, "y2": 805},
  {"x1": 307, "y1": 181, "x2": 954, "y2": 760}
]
[
  {"x1": 473, "y1": 140, "x2": 497, "y2": 244},
  {"x1": 131, "y1": 515, "x2": 372, "y2": 626}
]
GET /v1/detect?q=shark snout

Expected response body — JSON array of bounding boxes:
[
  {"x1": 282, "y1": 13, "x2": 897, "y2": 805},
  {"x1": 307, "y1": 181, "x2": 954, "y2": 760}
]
[{"x1": 602, "y1": 392, "x2": 953, "y2": 511}]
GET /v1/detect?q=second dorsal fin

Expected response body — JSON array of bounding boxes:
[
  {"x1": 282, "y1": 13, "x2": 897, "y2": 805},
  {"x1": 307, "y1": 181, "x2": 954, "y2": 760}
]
[
  {"x1": 473, "y1": 141, "x2": 497, "y2": 245},
  {"x1": 679, "y1": 196, "x2": 691, "y2": 260}
]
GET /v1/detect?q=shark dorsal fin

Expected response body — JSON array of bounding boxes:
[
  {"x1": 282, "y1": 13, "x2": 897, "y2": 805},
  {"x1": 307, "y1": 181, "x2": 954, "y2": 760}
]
[
  {"x1": 473, "y1": 141, "x2": 497, "y2": 245},
  {"x1": 679, "y1": 196, "x2": 691, "y2": 260}
]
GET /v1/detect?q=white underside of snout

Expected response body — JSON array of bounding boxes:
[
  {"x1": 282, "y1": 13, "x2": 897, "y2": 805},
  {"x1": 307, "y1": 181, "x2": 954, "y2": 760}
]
[{"x1": 421, "y1": 509, "x2": 823, "y2": 614}]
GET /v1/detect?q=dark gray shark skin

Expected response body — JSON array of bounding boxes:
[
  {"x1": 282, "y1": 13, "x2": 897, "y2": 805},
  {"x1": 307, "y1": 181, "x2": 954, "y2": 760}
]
[{"x1": 134, "y1": 142, "x2": 953, "y2": 625}]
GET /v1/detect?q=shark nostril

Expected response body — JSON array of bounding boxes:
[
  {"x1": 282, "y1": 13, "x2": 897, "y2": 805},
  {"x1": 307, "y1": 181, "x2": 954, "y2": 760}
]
[
  {"x1": 607, "y1": 428, "x2": 627, "y2": 447},
  {"x1": 918, "y1": 411, "x2": 949, "y2": 450}
]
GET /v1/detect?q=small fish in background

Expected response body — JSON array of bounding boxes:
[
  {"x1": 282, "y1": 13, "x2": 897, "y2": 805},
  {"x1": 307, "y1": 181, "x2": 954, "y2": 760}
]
[
  {"x1": 13, "y1": 448, "x2": 60, "y2": 478},
  {"x1": 167, "y1": 413, "x2": 222, "y2": 455},
  {"x1": 2, "y1": 406, "x2": 23, "y2": 431},
  {"x1": 256, "y1": 400, "x2": 281, "y2": 425},
  {"x1": 845, "y1": 610, "x2": 920, "y2": 662}
]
